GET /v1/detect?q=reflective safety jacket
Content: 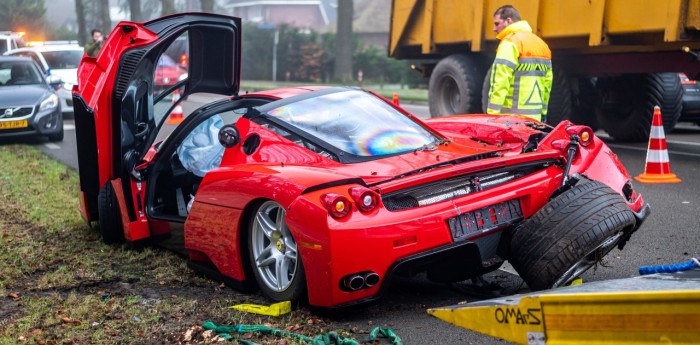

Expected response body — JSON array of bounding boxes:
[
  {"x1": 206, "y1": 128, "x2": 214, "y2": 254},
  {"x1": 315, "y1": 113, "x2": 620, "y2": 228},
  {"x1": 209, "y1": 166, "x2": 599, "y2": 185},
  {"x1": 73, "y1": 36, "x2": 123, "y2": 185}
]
[{"x1": 487, "y1": 20, "x2": 553, "y2": 121}]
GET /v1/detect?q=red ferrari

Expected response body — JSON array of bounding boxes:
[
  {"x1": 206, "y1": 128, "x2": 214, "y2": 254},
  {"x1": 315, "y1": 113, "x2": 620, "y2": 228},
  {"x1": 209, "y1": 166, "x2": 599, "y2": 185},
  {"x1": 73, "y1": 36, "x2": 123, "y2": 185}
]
[{"x1": 73, "y1": 13, "x2": 649, "y2": 308}]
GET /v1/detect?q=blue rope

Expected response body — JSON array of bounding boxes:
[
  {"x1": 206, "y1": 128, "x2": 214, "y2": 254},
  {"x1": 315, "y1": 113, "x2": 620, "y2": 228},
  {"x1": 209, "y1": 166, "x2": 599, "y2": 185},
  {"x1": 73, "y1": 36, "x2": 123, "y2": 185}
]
[{"x1": 639, "y1": 258, "x2": 700, "y2": 275}]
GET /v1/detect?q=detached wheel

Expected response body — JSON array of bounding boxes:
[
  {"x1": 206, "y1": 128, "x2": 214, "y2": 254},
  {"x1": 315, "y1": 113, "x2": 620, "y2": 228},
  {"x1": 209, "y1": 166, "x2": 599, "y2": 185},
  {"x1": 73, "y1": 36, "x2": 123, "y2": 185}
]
[
  {"x1": 97, "y1": 183, "x2": 125, "y2": 244},
  {"x1": 509, "y1": 180, "x2": 637, "y2": 290},
  {"x1": 597, "y1": 73, "x2": 683, "y2": 142},
  {"x1": 429, "y1": 54, "x2": 485, "y2": 118},
  {"x1": 248, "y1": 200, "x2": 306, "y2": 302}
]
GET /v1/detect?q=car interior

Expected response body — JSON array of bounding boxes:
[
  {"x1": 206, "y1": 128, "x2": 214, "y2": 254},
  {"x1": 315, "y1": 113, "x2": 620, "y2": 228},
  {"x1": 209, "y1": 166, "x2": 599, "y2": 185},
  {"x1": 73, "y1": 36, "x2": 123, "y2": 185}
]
[{"x1": 147, "y1": 98, "x2": 270, "y2": 221}]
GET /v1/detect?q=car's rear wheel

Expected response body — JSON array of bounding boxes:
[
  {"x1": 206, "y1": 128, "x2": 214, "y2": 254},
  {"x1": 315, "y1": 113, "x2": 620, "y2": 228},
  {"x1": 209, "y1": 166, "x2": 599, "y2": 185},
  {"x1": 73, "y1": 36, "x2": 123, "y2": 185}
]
[
  {"x1": 509, "y1": 179, "x2": 637, "y2": 290},
  {"x1": 248, "y1": 200, "x2": 306, "y2": 302},
  {"x1": 97, "y1": 183, "x2": 125, "y2": 244}
]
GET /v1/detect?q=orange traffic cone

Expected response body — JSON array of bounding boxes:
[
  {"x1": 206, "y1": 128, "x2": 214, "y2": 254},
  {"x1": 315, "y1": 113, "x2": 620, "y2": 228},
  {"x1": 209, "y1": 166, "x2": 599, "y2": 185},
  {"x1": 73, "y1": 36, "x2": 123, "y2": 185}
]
[
  {"x1": 392, "y1": 93, "x2": 400, "y2": 106},
  {"x1": 634, "y1": 106, "x2": 681, "y2": 184},
  {"x1": 166, "y1": 90, "x2": 184, "y2": 125}
]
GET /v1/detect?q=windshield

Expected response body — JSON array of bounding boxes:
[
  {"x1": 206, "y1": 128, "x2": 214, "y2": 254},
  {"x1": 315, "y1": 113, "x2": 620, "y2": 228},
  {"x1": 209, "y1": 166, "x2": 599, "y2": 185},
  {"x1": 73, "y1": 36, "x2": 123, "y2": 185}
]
[
  {"x1": 263, "y1": 89, "x2": 440, "y2": 157},
  {"x1": 42, "y1": 50, "x2": 82, "y2": 69},
  {"x1": 0, "y1": 61, "x2": 44, "y2": 86}
]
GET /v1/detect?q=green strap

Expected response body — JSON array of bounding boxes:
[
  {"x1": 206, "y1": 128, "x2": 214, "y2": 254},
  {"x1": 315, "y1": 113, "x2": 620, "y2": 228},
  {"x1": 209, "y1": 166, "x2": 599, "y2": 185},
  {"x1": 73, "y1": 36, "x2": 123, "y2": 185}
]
[
  {"x1": 368, "y1": 327, "x2": 403, "y2": 345},
  {"x1": 202, "y1": 321, "x2": 402, "y2": 345}
]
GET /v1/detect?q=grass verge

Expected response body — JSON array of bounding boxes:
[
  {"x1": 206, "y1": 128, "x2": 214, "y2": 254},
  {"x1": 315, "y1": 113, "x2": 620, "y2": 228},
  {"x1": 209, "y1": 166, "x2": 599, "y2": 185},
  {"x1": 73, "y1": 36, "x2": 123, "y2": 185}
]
[
  {"x1": 240, "y1": 80, "x2": 428, "y2": 103},
  {"x1": 0, "y1": 145, "x2": 365, "y2": 345}
]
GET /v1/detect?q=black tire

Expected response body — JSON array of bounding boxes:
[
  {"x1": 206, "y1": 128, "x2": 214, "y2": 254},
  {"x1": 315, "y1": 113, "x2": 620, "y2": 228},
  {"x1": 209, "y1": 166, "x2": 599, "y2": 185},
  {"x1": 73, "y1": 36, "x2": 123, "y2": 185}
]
[
  {"x1": 546, "y1": 65, "x2": 572, "y2": 125},
  {"x1": 429, "y1": 54, "x2": 485, "y2": 118},
  {"x1": 97, "y1": 183, "x2": 125, "y2": 244},
  {"x1": 481, "y1": 64, "x2": 571, "y2": 126},
  {"x1": 569, "y1": 77, "x2": 601, "y2": 131},
  {"x1": 47, "y1": 124, "x2": 64, "y2": 142},
  {"x1": 597, "y1": 73, "x2": 683, "y2": 142},
  {"x1": 509, "y1": 180, "x2": 637, "y2": 290},
  {"x1": 248, "y1": 200, "x2": 306, "y2": 302}
]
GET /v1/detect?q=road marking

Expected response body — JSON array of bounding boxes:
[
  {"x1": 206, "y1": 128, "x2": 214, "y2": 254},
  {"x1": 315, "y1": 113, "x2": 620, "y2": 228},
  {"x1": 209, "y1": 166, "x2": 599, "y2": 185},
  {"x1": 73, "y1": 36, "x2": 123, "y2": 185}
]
[
  {"x1": 606, "y1": 143, "x2": 700, "y2": 158},
  {"x1": 44, "y1": 143, "x2": 61, "y2": 150},
  {"x1": 64, "y1": 124, "x2": 75, "y2": 130}
]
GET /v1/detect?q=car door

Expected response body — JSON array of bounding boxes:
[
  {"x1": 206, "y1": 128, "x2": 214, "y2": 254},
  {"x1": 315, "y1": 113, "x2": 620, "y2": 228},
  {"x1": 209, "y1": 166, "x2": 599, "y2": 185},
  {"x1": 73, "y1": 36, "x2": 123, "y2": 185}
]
[{"x1": 73, "y1": 13, "x2": 241, "y2": 238}]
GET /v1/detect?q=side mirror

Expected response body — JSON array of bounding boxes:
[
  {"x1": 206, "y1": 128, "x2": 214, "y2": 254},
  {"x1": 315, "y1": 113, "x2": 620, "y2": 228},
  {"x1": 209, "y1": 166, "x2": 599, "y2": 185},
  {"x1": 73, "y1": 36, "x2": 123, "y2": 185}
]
[
  {"x1": 218, "y1": 124, "x2": 240, "y2": 148},
  {"x1": 46, "y1": 75, "x2": 62, "y2": 85}
]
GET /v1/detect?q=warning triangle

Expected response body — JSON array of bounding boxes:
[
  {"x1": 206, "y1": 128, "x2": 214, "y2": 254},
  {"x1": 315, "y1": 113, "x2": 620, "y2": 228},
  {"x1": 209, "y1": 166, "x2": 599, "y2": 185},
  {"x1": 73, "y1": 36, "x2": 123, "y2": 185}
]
[{"x1": 524, "y1": 81, "x2": 543, "y2": 106}]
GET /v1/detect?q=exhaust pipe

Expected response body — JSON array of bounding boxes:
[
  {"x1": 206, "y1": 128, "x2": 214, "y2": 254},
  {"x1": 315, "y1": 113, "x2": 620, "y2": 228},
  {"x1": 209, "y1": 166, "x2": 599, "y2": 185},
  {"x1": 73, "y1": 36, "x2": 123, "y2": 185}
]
[
  {"x1": 343, "y1": 274, "x2": 365, "y2": 291},
  {"x1": 363, "y1": 272, "x2": 380, "y2": 287}
]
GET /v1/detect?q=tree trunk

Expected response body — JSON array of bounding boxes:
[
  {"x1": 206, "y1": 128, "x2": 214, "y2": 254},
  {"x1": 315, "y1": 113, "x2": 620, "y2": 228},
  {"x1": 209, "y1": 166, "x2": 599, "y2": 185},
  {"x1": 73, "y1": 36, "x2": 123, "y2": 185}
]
[
  {"x1": 99, "y1": 0, "x2": 111, "y2": 34},
  {"x1": 75, "y1": 0, "x2": 87, "y2": 45},
  {"x1": 161, "y1": 0, "x2": 176, "y2": 16},
  {"x1": 200, "y1": 0, "x2": 214, "y2": 12},
  {"x1": 334, "y1": 0, "x2": 353, "y2": 83},
  {"x1": 128, "y1": 0, "x2": 142, "y2": 22}
]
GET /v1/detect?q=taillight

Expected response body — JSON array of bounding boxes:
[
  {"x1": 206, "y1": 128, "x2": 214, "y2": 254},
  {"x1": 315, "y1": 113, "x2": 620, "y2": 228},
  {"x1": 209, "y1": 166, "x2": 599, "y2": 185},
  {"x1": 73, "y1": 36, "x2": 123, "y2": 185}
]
[
  {"x1": 566, "y1": 125, "x2": 594, "y2": 147},
  {"x1": 321, "y1": 193, "x2": 351, "y2": 219},
  {"x1": 180, "y1": 53, "x2": 188, "y2": 68},
  {"x1": 349, "y1": 187, "x2": 379, "y2": 212}
]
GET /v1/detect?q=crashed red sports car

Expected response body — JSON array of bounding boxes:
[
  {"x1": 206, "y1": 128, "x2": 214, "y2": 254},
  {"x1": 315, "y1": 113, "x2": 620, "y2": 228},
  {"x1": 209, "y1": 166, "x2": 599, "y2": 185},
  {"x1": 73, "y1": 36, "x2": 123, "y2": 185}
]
[{"x1": 73, "y1": 13, "x2": 649, "y2": 309}]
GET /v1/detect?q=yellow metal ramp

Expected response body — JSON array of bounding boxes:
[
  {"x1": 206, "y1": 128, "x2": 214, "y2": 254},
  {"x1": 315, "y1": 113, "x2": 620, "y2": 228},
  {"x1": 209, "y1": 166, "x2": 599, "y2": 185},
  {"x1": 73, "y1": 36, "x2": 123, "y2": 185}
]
[{"x1": 428, "y1": 269, "x2": 700, "y2": 344}]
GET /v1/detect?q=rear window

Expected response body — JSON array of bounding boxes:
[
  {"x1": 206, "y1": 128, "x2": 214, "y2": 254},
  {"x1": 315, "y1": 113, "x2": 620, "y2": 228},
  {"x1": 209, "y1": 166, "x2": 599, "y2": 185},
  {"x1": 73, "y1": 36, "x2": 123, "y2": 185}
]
[{"x1": 42, "y1": 50, "x2": 82, "y2": 69}]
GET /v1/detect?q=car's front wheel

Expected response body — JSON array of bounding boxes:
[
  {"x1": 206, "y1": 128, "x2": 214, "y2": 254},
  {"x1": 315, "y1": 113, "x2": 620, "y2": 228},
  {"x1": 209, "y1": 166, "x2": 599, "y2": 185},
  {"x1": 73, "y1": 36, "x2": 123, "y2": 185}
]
[
  {"x1": 509, "y1": 179, "x2": 637, "y2": 290},
  {"x1": 248, "y1": 200, "x2": 306, "y2": 302},
  {"x1": 97, "y1": 183, "x2": 125, "y2": 244}
]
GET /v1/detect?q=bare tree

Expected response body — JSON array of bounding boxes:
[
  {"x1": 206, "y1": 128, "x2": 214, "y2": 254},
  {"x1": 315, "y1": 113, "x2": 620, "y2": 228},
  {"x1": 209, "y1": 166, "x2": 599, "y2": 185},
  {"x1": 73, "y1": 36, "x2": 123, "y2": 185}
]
[
  {"x1": 75, "y1": 0, "x2": 87, "y2": 45},
  {"x1": 201, "y1": 0, "x2": 214, "y2": 12},
  {"x1": 334, "y1": 0, "x2": 353, "y2": 83},
  {"x1": 99, "y1": 0, "x2": 111, "y2": 33},
  {"x1": 161, "y1": 0, "x2": 175, "y2": 16},
  {"x1": 128, "y1": 0, "x2": 142, "y2": 21}
]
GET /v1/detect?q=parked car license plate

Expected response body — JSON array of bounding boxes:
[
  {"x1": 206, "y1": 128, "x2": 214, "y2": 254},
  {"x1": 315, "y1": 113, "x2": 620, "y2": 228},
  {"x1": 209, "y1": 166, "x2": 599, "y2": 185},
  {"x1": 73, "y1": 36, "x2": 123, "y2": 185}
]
[
  {"x1": 447, "y1": 199, "x2": 523, "y2": 241},
  {"x1": 0, "y1": 120, "x2": 28, "y2": 129}
]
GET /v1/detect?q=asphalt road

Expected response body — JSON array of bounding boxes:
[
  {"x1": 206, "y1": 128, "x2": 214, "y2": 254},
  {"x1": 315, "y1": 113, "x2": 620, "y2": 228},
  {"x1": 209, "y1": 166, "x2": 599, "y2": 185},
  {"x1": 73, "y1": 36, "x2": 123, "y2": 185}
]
[{"x1": 24, "y1": 100, "x2": 700, "y2": 344}]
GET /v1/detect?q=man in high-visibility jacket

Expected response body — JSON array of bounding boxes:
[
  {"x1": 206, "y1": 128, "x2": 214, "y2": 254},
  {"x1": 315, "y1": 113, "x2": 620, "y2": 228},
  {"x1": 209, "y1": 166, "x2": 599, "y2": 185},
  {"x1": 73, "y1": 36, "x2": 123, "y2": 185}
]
[{"x1": 487, "y1": 5, "x2": 553, "y2": 122}]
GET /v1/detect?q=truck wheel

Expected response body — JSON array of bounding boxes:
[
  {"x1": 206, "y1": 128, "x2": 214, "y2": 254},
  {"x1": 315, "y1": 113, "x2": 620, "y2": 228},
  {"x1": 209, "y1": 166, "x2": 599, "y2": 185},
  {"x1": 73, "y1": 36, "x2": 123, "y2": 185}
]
[
  {"x1": 509, "y1": 179, "x2": 637, "y2": 290},
  {"x1": 429, "y1": 54, "x2": 485, "y2": 118},
  {"x1": 97, "y1": 183, "x2": 125, "y2": 244},
  {"x1": 546, "y1": 65, "x2": 572, "y2": 125},
  {"x1": 597, "y1": 73, "x2": 683, "y2": 142},
  {"x1": 481, "y1": 65, "x2": 571, "y2": 126},
  {"x1": 569, "y1": 77, "x2": 601, "y2": 131}
]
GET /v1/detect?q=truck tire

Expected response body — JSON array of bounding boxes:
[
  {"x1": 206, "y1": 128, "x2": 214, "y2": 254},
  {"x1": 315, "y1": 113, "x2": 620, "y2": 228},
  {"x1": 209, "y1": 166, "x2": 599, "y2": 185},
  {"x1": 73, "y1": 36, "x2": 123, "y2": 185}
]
[
  {"x1": 98, "y1": 183, "x2": 125, "y2": 244},
  {"x1": 481, "y1": 65, "x2": 571, "y2": 126},
  {"x1": 597, "y1": 73, "x2": 683, "y2": 142},
  {"x1": 569, "y1": 77, "x2": 601, "y2": 131},
  {"x1": 429, "y1": 54, "x2": 485, "y2": 118},
  {"x1": 509, "y1": 179, "x2": 637, "y2": 291},
  {"x1": 546, "y1": 65, "x2": 572, "y2": 125}
]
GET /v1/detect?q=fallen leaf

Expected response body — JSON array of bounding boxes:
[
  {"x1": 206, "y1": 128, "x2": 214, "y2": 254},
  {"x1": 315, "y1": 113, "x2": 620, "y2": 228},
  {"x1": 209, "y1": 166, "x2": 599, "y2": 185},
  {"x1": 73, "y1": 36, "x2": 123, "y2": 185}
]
[
  {"x1": 61, "y1": 317, "x2": 71, "y2": 323},
  {"x1": 278, "y1": 339, "x2": 289, "y2": 345},
  {"x1": 31, "y1": 329, "x2": 42, "y2": 335},
  {"x1": 8, "y1": 292, "x2": 20, "y2": 299},
  {"x1": 159, "y1": 281, "x2": 166, "y2": 285},
  {"x1": 202, "y1": 330, "x2": 214, "y2": 340}
]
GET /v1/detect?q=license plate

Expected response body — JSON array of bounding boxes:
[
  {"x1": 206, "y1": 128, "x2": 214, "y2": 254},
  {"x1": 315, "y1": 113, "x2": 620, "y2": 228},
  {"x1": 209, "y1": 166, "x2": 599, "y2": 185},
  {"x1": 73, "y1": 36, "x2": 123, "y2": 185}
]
[
  {"x1": 447, "y1": 199, "x2": 522, "y2": 241},
  {"x1": 0, "y1": 120, "x2": 28, "y2": 129}
]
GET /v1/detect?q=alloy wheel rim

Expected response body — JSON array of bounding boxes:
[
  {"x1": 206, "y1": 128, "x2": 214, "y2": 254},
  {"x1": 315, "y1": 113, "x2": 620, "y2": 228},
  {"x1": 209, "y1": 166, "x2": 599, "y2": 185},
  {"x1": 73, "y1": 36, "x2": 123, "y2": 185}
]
[
  {"x1": 251, "y1": 201, "x2": 298, "y2": 292},
  {"x1": 551, "y1": 231, "x2": 623, "y2": 288}
]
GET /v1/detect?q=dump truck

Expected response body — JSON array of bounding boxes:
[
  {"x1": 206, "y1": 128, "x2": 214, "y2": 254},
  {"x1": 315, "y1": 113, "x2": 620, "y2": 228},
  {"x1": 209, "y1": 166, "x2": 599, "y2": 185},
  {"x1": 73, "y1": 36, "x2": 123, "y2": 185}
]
[{"x1": 390, "y1": 0, "x2": 700, "y2": 141}]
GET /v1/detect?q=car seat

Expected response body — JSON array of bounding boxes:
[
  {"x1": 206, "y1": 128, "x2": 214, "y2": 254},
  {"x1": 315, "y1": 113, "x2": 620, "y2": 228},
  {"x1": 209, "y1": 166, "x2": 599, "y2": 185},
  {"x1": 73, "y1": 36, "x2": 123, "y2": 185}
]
[{"x1": 176, "y1": 115, "x2": 225, "y2": 177}]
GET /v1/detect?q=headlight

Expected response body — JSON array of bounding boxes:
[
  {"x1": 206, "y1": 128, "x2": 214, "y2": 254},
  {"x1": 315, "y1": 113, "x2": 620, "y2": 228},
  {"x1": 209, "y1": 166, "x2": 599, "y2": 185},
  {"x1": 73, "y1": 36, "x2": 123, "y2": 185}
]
[{"x1": 40, "y1": 94, "x2": 59, "y2": 111}]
